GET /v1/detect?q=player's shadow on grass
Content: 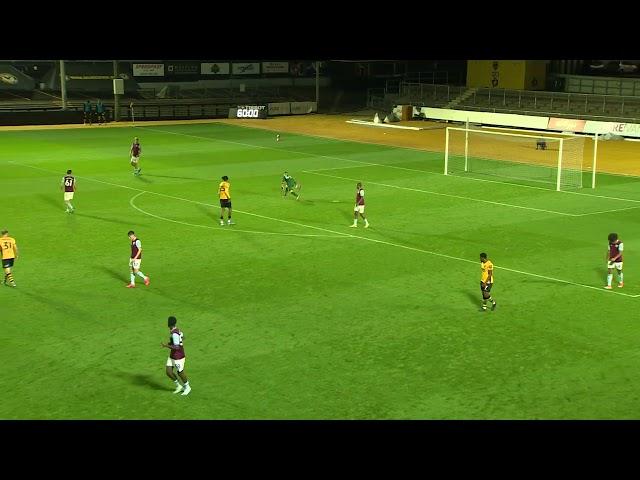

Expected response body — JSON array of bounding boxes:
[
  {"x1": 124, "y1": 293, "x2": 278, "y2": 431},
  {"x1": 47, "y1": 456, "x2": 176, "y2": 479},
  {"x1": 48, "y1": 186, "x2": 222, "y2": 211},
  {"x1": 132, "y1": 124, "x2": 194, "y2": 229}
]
[
  {"x1": 37, "y1": 194, "x2": 63, "y2": 211},
  {"x1": 97, "y1": 265, "x2": 124, "y2": 283},
  {"x1": 196, "y1": 204, "x2": 218, "y2": 221},
  {"x1": 337, "y1": 209, "x2": 354, "y2": 223},
  {"x1": 75, "y1": 212, "x2": 146, "y2": 226},
  {"x1": 16, "y1": 289, "x2": 85, "y2": 318},
  {"x1": 135, "y1": 175, "x2": 153, "y2": 184},
  {"x1": 146, "y1": 285, "x2": 216, "y2": 310},
  {"x1": 464, "y1": 290, "x2": 480, "y2": 306},
  {"x1": 123, "y1": 373, "x2": 169, "y2": 392}
]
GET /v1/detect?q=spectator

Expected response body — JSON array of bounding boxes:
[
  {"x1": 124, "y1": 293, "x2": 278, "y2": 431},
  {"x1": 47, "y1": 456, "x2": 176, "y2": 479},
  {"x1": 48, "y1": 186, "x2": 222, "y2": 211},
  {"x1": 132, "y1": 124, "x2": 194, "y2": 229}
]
[
  {"x1": 96, "y1": 99, "x2": 106, "y2": 125},
  {"x1": 83, "y1": 99, "x2": 93, "y2": 126}
]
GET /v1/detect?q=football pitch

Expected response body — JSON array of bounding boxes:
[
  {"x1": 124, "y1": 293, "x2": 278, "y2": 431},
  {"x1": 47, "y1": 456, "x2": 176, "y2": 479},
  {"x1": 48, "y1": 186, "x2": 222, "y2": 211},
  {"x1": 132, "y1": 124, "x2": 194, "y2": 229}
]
[{"x1": 3, "y1": 121, "x2": 640, "y2": 419}]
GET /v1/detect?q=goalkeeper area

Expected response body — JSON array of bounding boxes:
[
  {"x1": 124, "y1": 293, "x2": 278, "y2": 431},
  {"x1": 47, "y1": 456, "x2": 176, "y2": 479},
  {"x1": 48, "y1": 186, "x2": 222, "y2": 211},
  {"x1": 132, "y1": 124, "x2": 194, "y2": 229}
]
[{"x1": 444, "y1": 127, "x2": 593, "y2": 191}]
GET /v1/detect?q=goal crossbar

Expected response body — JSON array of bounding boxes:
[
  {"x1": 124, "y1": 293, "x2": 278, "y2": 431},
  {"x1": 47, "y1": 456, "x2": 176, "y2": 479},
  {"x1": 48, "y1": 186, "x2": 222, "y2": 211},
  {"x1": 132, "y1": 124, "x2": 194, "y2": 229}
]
[{"x1": 444, "y1": 127, "x2": 589, "y2": 191}]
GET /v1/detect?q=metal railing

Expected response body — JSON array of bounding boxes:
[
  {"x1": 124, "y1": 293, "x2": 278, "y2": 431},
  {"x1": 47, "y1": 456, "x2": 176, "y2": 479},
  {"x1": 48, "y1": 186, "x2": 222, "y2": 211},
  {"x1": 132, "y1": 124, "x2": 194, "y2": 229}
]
[
  {"x1": 389, "y1": 82, "x2": 640, "y2": 121},
  {"x1": 403, "y1": 71, "x2": 462, "y2": 85}
]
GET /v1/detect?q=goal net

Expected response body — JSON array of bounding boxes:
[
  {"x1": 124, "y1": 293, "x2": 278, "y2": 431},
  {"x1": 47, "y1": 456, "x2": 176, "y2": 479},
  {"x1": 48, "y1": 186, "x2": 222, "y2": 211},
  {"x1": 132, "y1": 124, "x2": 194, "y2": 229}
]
[{"x1": 444, "y1": 127, "x2": 586, "y2": 190}]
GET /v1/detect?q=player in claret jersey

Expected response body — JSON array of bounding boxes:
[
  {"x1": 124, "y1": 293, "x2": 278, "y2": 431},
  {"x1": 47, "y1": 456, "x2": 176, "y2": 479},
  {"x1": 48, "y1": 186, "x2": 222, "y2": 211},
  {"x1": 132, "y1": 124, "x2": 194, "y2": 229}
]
[
  {"x1": 130, "y1": 137, "x2": 142, "y2": 176},
  {"x1": 605, "y1": 232, "x2": 624, "y2": 289},
  {"x1": 61, "y1": 169, "x2": 76, "y2": 213},
  {"x1": 161, "y1": 316, "x2": 191, "y2": 396},
  {"x1": 126, "y1": 230, "x2": 150, "y2": 288},
  {"x1": 349, "y1": 182, "x2": 369, "y2": 228}
]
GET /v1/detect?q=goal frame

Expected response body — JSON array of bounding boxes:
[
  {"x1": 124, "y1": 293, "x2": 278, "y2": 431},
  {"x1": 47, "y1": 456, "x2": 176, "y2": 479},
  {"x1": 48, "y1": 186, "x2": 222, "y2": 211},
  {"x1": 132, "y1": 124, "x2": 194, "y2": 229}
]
[{"x1": 443, "y1": 126, "x2": 598, "y2": 190}]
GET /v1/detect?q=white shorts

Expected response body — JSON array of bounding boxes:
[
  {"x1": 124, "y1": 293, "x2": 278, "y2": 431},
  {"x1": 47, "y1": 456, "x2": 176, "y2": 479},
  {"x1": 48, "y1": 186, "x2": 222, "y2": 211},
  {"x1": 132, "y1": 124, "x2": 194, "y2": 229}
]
[
  {"x1": 130, "y1": 156, "x2": 139, "y2": 164},
  {"x1": 354, "y1": 205, "x2": 365, "y2": 214},
  {"x1": 607, "y1": 261, "x2": 623, "y2": 270},
  {"x1": 129, "y1": 258, "x2": 142, "y2": 270},
  {"x1": 166, "y1": 357, "x2": 185, "y2": 373},
  {"x1": 63, "y1": 192, "x2": 74, "y2": 201}
]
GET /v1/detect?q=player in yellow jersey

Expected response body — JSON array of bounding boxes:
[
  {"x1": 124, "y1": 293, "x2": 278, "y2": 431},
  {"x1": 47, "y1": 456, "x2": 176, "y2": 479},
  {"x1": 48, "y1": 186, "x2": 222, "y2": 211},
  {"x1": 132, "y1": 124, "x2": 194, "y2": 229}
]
[
  {"x1": 480, "y1": 252, "x2": 497, "y2": 311},
  {"x1": 218, "y1": 175, "x2": 234, "y2": 226},
  {"x1": 1, "y1": 230, "x2": 18, "y2": 287}
]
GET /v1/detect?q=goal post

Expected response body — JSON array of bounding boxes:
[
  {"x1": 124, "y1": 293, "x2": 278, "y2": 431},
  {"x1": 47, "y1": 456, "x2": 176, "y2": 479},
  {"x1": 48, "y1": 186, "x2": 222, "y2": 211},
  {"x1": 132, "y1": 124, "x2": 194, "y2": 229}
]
[
  {"x1": 444, "y1": 126, "x2": 588, "y2": 191},
  {"x1": 592, "y1": 133, "x2": 598, "y2": 189}
]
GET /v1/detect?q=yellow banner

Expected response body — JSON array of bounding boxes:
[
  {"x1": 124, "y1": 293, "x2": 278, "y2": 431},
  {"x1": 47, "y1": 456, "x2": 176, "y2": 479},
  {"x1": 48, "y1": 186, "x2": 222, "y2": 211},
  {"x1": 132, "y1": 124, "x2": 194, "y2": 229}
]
[{"x1": 467, "y1": 60, "x2": 546, "y2": 90}]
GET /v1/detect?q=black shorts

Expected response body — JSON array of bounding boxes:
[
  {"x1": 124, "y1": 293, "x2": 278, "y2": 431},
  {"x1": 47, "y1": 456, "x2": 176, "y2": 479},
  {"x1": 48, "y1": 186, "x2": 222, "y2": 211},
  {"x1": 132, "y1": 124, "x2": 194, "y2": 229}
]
[
  {"x1": 480, "y1": 281, "x2": 492, "y2": 293},
  {"x1": 220, "y1": 199, "x2": 232, "y2": 208},
  {"x1": 2, "y1": 258, "x2": 14, "y2": 268}
]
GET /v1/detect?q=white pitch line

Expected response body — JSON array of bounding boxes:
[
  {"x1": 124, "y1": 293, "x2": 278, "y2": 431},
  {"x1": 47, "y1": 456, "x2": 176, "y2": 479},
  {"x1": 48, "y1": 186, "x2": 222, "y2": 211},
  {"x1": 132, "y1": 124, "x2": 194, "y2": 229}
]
[
  {"x1": 11, "y1": 162, "x2": 638, "y2": 298},
  {"x1": 129, "y1": 192, "x2": 347, "y2": 238},
  {"x1": 303, "y1": 170, "x2": 579, "y2": 217},
  {"x1": 225, "y1": 119, "x2": 640, "y2": 182},
  {"x1": 353, "y1": 235, "x2": 640, "y2": 298},
  {"x1": 304, "y1": 164, "x2": 378, "y2": 173},
  {"x1": 306, "y1": 169, "x2": 640, "y2": 217},
  {"x1": 574, "y1": 205, "x2": 640, "y2": 217},
  {"x1": 10, "y1": 160, "x2": 355, "y2": 239},
  {"x1": 137, "y1": 125, "x2": 640, "y2": 204}
]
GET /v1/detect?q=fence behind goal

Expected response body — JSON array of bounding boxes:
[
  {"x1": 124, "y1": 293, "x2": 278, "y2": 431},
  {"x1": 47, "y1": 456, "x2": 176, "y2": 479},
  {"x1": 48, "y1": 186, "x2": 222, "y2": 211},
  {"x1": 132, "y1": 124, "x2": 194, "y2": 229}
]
[{"x1": 444, "y1": 127, "x2": 590, "y2": 191}]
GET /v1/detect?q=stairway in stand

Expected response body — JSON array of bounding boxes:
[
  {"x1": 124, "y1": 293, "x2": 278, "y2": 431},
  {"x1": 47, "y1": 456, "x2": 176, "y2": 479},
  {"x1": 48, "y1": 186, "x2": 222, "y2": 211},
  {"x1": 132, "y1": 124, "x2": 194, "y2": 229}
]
[{"x1": 445, "y1": 87, "x2": 478, "y2": 109}]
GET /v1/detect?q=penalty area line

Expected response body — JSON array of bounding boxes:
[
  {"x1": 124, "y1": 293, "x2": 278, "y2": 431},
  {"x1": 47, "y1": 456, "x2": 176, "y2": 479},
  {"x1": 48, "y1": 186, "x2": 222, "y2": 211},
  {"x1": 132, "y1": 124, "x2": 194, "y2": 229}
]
[
  {"x1": 11, "y1": 161, "x2": 638, "y2": 298},
  {"x1": 137, "y1": 126, "x2": 640, "y2": 204},
  {"x1": 129, "y1": 192, "x2": 348, "y2": 238},
  {"x1": 303, "y1": 170, "x2": 579, "y2": 217}
]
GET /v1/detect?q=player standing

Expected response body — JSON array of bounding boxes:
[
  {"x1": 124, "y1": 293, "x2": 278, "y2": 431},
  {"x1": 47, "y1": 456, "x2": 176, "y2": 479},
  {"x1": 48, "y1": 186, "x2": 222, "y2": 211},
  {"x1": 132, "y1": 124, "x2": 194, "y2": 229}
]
[
  {"x1": 126, "y1": 230, "x2": 150, "y2": 288},
  {"x1": 96, "y1": 99, "x2": 106, "y2": 125},
  {"x1": 61, "y1": 169, "x2": 76, "y2": 213},
  {"x1": 83, "y1": 100, "x2": 93, "y2": 126},
  {"x1": 130, "y1": 137, "x2": 142, "y2": 176},
  {"x1": 605, "y1": 232, "x2": 624, "y2": 289},
  {"x1": 219, "y1": 175, "x2": 233, "y2": 226},
  {"x1": 349, "y1": 182, "x2": 369, "y2": 228},
  {"x1": 0, "y1": 230, "x2": 18, "y2": 287},
  {"x1": 161, "y1": 316, "x2": 191, "y2": 396},
  {"x1": 480, "y1": 253, "x2": 497, "y2": 311},
  {"x1": 281, "y1": 171, "x2": 301, "y2": 200}
]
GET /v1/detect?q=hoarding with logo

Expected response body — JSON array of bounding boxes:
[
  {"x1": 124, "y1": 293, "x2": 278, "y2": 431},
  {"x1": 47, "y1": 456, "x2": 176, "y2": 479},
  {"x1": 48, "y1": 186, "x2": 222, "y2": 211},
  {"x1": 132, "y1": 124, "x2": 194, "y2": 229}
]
[
  {"x1": 133, "y1": 64, "x2": 165, "y2": 77},
  {"x1": 201, "y1": 63, "x2": 230, "y2": 75},
  {"x1": 232, "y1": 63, "x2": 260, "y2": 75},
  {"x1": 262, "y1": 62, "x2": 289, "y2": 74}
]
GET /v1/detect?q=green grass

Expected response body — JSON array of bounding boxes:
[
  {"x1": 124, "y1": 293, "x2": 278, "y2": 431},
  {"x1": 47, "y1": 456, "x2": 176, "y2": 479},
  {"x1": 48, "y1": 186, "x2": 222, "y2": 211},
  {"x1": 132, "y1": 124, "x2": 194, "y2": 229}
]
[{"x1": 3, "y1": 121, "x2": 640, "y2": 419}]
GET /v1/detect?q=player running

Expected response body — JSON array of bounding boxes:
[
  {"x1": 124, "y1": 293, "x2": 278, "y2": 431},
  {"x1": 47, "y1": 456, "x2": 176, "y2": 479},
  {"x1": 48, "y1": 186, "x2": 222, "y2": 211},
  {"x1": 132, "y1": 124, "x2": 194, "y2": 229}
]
[
  {"x1": 130, "y1": 137, "x2": 142, "y2": 176},
  {"x1": 126, "y1": 230, "x2": 150, "y2": 288},
  {"x1": 480, "y1": 253, "x2": 497, "y2": 311},
  {"x1": 1, "y1": 230, "x2": 18, "y2": 287},
  {"x1": 61, "y1": 169, "x2": 76, "y2": 213},
  {"x1": 281, "y1": 171, "x2": 301, "y2": 200},
  {"x1": 350, "y1": 182, "x2": 369, "y2": 228},
  {"x1": 605, "y1": 232, "x2": 624, "y2": 289},
  {"x1": 161, "y1": 316, "x2": 191, "y2": 396}
]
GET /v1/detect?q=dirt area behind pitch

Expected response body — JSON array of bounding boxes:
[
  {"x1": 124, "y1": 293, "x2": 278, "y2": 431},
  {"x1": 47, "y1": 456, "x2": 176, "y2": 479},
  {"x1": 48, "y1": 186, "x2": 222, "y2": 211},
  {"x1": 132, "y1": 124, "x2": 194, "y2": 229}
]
[{"x1": 3, "y1": 115, "x2": 640, "y2": 176}]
